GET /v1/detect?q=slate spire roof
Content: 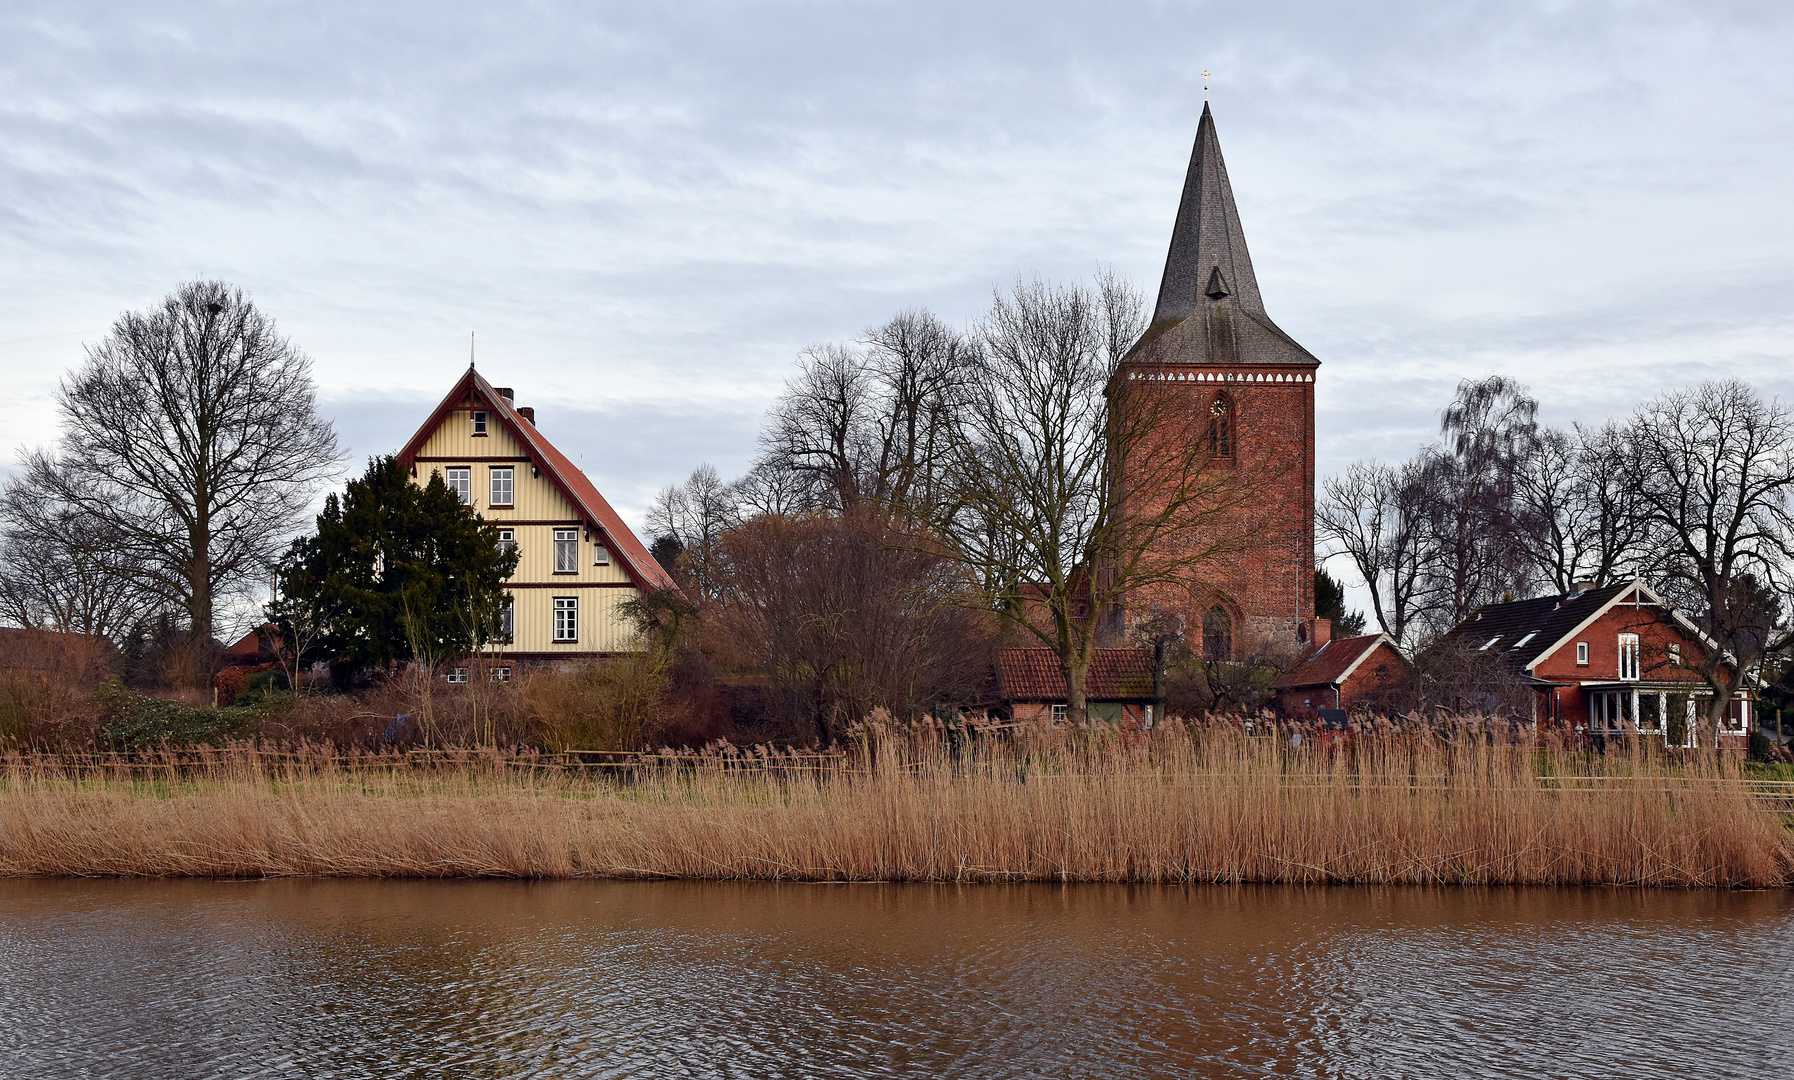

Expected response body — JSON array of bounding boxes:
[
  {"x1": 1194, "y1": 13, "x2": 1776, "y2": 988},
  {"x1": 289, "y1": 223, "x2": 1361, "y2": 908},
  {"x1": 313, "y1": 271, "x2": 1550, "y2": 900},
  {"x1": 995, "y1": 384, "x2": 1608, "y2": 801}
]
[
  {"x1": 1126, "y1": 103, "x2": 1318, "y2": 368},
  {"x1": 1153, "y1": 102, "x2": 1265, "y2": 324}
]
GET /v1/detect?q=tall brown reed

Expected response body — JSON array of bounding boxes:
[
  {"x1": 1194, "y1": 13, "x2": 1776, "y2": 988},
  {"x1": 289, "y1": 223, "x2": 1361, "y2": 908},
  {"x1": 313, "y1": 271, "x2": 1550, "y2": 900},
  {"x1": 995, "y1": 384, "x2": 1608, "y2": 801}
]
[{"x1": 1, "y1": 729, "x2": 1789, "y2": 886}]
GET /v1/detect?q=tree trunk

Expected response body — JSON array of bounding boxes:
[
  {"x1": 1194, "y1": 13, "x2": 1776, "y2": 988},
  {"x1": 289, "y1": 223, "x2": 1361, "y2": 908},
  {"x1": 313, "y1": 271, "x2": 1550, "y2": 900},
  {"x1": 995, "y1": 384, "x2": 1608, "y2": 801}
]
[{"x1": 1064, "y1": 659, "x2": 1088, "y2": 727}]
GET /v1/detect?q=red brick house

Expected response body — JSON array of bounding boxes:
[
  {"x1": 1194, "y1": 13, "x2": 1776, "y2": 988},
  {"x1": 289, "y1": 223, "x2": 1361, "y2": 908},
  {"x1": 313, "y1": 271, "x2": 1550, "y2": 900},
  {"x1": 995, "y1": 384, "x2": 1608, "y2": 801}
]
[
  {"x1": 984, "y1": 648, "x2": 1157, "y2": 728},
  {"x1": 1273, "y1": 633, "x2": 1409, "y2": 720},
  {"x1": 1439, "y1": 580, "x2": 1752, "y2": 749},
  {"x1": 1109, "y1": 102, "x2": 1323, "y2": 662}
]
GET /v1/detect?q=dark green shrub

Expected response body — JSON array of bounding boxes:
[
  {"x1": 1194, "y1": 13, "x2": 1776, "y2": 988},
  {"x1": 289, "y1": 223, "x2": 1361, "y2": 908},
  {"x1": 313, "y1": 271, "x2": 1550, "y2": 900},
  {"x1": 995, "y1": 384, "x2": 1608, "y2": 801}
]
[{"x1": 97, "y1": 681, "x2": 260, "y2": 749}]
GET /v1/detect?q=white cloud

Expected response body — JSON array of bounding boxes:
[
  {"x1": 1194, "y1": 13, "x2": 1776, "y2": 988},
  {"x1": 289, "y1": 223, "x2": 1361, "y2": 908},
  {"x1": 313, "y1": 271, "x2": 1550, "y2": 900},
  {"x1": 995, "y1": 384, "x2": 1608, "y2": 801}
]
[{"x1": 3, "y1": 0, "x2": 1792, "y2": 543}]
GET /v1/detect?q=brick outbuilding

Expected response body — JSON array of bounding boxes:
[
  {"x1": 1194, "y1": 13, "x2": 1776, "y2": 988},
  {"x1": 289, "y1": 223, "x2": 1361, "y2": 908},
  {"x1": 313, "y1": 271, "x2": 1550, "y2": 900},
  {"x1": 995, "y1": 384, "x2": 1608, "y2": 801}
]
[
  {"x1": 1272, "y1": 633, "x2": 1409, "y2": 720},
  {"x1": 985, "y1": 648, "x2": 1157, "y2": 728}
]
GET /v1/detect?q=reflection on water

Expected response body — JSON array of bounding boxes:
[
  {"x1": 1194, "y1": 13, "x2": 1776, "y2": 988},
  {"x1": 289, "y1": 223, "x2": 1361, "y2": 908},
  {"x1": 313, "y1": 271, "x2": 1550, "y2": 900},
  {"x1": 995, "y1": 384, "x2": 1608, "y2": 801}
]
[{"x1": 0, "y1": 879, "x2": 1788, "y2": 1078}]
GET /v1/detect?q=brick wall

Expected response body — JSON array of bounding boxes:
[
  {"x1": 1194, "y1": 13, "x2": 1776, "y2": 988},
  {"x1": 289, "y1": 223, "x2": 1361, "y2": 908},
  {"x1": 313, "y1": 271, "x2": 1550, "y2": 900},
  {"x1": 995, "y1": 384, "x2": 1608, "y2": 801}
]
[{"x1": 1112, "y1": 364, "x2": 1316, "y2": 660}]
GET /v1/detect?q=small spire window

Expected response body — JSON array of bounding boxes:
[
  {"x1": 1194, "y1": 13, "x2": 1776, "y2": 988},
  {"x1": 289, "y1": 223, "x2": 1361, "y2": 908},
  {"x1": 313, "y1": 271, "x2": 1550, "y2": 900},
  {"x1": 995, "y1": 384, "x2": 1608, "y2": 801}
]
[{"x1": 1208, "y1": 393, "x2": 1233, "y2": 457}]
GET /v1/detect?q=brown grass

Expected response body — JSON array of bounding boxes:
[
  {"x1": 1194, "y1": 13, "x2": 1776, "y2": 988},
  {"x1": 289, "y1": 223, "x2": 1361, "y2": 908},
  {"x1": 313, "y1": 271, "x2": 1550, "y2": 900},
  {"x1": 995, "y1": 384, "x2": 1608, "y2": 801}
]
[{"x1": 1, "y1": 728, "x2": 1790, "y2": 886}]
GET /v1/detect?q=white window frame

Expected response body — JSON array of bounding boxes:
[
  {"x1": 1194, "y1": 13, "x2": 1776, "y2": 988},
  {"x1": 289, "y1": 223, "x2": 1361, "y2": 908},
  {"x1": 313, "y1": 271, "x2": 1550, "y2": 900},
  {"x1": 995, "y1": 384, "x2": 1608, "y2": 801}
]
[
  {"x1": 1618, "y1": 633, "x2": 1640, "y2": 681},
  {"x1": 497, "y1": 528, "x2": 515, "y2": 552},
  {"x1": 593, "y1": 543, "x2": 611, "y2": 566},
  {"x1": 1667, "y1": 643, "x2": 1681, "y2": 667},
  {"x1": 500, "y1": 595, "x2": 514, "y2": 642},
  {"x1": 445, "y1": 666, "x2": 468, "y2": 684},
  {"x1": 472, "y1": 410, "x2": 489, "y2": 436},
  {"x1": 489, "y1": 467, "x2": 514, "y2": 508},
  {"x1": 1050, "y1": 704, "x2": 1067, "y2": 725},
  {"x1": 553, "y1": 596, "x2": 579, "y2": 643},
  {"x1": 491, "y1": 665, "x2": 512, "y2": 683},
  {"x1": 445, "y1": 467, "x2": 472, "y2": 506},
  {"x1": 553, "y1": 529, "x2": 578, "y2": 574},
  {"x1": 1576, "y1": 641, "x2": 1589, "y2": 666}
]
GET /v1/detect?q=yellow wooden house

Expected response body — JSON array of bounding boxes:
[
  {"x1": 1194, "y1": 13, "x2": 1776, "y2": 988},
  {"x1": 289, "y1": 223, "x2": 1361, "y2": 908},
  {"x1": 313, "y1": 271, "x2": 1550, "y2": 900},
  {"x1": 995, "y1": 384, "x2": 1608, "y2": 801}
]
[{"x1": 396, "y1": 368, "x2": 677, "y2": 664}]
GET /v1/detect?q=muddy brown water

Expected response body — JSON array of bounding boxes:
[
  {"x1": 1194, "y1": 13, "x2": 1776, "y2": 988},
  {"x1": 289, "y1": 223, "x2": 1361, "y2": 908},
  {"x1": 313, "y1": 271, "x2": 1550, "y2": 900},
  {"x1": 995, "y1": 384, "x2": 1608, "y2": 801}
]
[{"x1": 0, "y1": 880, "x2": 1788, "y2": 1078}]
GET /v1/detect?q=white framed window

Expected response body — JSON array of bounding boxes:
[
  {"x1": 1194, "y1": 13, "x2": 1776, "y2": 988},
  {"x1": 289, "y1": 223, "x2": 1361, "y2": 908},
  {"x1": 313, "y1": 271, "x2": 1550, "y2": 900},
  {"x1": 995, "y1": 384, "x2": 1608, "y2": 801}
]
[
  {"x1": 472, "y1": 411, "x2": 489, "y2": 436},
  {"x1": 1576, "y1": 642, "x2": 1589, "y2": 666},
  {"x1": 445, "y1": 467, "x2": 472, "y2": 505},
  {"x1": 593, "y1": 544, "x2": 611, "y2": 566},
  {"x1": 1618, "y1": 634, "x2": 1640, "y2": 681},
  {"x1": 489, "y1": 467, "x2": 514, "y2": 507},
  {"x1": 497, "y1": 528, "x2": 515, "y2": 552},
  {"x1": 1667, "y1": 643, "x2": 1681, "y2": 667},
  {"x1": 445, "y1": 666, "x2": 468, "y2": 684},
  {"x1": 553, "y1": 529, "x2": 578, "y2": 573},
  {"x1": 491, "y1": 665, "x2": 512, "y2": 683},
  {"x1": 553, "y1": 596, "x2": 579, "y2": 642},
  {"x1": 1050, "y1": 704, "x2": 1067, "y2": 725},
  {"x1": 1479, "y1": 635, "x2": 1502, "y2": 651},
  {"x1": 500, "y1": 595, "x2": 514, "y2": 642}
]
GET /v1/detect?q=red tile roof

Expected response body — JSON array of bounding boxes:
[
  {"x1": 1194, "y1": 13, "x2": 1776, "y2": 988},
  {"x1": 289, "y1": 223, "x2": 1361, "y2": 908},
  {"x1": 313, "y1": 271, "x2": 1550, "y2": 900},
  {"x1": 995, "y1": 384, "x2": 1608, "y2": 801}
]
[
  {"x1": 1272, "y1": 634, "x2": 1398, "y2": 690},
  {"x1": 397, "y1": 368, "x2": 677, "y2": 594},
  {"x1": 992, "y1": 648, "x2": 1155, "y2": 701}
]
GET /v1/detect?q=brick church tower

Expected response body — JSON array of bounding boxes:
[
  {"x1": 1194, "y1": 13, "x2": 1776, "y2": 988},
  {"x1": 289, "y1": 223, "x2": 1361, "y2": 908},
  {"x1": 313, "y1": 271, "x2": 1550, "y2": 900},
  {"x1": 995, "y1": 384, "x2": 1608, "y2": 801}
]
[{"x1": 1113, "y1": 103, "x2": 1320, "y2": 660}]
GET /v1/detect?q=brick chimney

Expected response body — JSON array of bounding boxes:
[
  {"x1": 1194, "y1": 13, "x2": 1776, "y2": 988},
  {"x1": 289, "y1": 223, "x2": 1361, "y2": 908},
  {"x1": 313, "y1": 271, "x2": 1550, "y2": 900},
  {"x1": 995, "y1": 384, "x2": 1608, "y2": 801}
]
[{"x1": 518, "y1": 406, "x2": 535, "y2": 425}]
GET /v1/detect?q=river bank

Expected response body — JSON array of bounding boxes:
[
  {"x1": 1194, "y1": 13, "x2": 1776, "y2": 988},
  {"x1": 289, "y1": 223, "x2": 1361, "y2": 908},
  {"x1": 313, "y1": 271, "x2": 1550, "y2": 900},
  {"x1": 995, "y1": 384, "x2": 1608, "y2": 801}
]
[{"x1": 2, "y1": 733, "x2": 1790, "y2": 886}]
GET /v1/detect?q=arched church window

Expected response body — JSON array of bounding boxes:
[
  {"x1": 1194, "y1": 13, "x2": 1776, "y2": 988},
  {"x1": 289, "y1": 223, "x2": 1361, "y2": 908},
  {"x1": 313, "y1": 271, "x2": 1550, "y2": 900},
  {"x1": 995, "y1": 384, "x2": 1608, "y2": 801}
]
[
  {"x1": 1208, "y1": 393, "x2": 1233, "y2": 456},
  {"x1": 1203, "y1": 606, "x2": 1233, "y2": 662}
]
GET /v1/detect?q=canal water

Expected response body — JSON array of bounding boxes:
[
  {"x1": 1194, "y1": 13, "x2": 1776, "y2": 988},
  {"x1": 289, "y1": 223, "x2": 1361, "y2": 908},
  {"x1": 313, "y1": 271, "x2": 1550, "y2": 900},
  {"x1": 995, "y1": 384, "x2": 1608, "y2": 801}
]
[{"x1": 0, "y1": 880, "x2": 1788, "y2": 1078}]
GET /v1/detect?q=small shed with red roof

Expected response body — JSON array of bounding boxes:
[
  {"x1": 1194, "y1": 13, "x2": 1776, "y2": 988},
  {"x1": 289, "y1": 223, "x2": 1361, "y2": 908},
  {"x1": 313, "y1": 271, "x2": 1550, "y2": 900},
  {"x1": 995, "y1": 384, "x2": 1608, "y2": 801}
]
[
  {"x1": 986, "y1": 647, "x2": 1157, "y2": 728},
  {"x1": 1272, "y1": 633, "x2": 1409, "y2": 720}
]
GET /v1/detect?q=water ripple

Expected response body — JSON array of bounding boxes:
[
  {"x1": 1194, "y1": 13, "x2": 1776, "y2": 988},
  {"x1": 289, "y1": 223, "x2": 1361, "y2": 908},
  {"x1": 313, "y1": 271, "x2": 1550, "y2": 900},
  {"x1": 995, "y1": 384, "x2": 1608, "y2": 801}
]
[{"x1": 0, "y1": 881, "x2": 1788, "y2": 1078}]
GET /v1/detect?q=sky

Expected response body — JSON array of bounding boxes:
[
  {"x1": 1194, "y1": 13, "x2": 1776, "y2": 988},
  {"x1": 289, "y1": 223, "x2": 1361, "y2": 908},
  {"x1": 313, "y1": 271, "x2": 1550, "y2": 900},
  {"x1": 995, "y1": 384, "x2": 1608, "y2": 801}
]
[{"x1": 4, "y1": 1, "x2": 1793, "y2": 552}]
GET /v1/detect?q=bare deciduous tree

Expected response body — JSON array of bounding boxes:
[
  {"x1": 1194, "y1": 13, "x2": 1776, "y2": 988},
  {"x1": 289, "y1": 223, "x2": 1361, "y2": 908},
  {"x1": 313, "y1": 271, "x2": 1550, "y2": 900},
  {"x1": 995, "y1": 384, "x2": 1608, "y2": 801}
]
[
  {"x1": 1510, "y1": 421, "x2": 1646, "y2": 594},
  {"x1": 1317, "y1": 459, "x2": 1429, "y2": 646},
  {"x1": 20, "y1": 281, "x2": 339, "y2": 671},
  {"x1": 0, "y1": 459, "x2": 158, "y2": 639},
  {"x1": 1627, "y1": 380, "x2": 1794, "y2": 729},
  {"x1": 928, "y1": 272, "x2": 1249, "y2": 725},
  {"x1": 712, "y1": 509, "x2": 989, "y2": 745},
  {"x1": 1412, "y1": 375, "x2": 1542, "y2": 638},
  {"x1": 647, "y1": 464, "x2": 739, "y2": 598},
  {"x1": 758, "y1": 310, "x2": 967, "y2": 513}
]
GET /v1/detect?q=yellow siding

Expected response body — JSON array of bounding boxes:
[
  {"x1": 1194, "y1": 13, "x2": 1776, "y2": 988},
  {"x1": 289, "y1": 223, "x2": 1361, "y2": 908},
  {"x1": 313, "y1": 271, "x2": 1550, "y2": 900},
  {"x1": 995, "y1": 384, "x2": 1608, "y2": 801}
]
[{"x1": 410, "y1": 403, "x2": 642, "y2": 655}]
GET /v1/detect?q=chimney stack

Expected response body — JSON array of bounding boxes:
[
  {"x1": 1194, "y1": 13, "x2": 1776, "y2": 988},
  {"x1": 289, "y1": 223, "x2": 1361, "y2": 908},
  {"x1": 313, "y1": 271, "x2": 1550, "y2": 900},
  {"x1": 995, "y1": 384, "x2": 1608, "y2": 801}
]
[
  {"x1": 518, "y1": 406, "x2": 535, "y2": 425},
  {"x1": 495, "y1": 387, "x2": 515, "y2": 403},
  {"x1": 1569, "y1": 580, "x2": 1596, "y2": 596}
]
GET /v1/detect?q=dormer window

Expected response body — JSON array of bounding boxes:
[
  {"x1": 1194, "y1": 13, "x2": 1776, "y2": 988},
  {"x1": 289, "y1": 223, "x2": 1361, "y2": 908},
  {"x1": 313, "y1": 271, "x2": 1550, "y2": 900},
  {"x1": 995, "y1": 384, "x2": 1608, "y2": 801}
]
[{"x1": 472, "y1": 411, "x2": 489, "y2": 436}]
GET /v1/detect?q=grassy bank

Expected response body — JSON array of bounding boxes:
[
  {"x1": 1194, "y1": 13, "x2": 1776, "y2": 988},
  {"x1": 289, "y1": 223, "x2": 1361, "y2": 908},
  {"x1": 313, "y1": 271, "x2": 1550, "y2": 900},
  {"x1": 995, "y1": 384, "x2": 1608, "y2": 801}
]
[{"x1": 2, "y1": 730, "x2": 1790, "y2": 886}]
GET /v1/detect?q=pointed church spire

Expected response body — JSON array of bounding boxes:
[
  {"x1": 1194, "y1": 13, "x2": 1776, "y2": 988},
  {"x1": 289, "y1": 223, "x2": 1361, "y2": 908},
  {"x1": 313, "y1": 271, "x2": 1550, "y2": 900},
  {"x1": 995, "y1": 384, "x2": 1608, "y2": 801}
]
[{"x1": 1150, "y1": 102, "x2": 1265, "y2": 325}]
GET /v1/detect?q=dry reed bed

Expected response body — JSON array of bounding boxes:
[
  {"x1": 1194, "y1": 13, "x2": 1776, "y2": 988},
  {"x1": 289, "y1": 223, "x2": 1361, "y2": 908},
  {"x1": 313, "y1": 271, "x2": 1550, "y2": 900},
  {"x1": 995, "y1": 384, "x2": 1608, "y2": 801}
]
[{"x1": 2, "y1": 733, "x2": 1790, "y2": 886}]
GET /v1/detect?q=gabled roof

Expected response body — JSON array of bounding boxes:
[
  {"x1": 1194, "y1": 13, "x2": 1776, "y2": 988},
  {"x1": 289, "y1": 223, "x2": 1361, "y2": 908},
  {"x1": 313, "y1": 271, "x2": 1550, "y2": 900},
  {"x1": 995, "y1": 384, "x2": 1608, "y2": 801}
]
[
  {"x1": 396, "y1": 368, "x2": 676, "y2": 593},
  {"x1": 1436, "y1": 583, "x2": 1627, "y2": 673},
  {"x1": 1272, "y1": 633, "x2": 1402, "y2": 690},
  {"x1": 992, "y1": 648, "x2": 1155, "y2": 702},
  {"x1": 1434, "y1": 580, "x2": 1732, "y2": 676},
  {"x1": 1124, "y1": 102, "x2": 1318, "y2": 369}
]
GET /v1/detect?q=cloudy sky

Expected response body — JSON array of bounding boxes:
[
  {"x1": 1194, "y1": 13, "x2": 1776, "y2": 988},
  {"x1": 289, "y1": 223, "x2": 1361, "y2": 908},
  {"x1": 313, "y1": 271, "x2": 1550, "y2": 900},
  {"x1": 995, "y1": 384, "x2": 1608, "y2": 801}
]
[{"x1": 4, "y1": 1, "x2": 1792, "y2": 543}]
